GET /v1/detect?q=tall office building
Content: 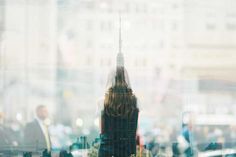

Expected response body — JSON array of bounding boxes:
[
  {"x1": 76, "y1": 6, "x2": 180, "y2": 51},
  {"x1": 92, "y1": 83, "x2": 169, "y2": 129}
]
[
  {"x1": 0, "y1": 0, "x2": 236, "y2": 127},
  {"x1": 57, "y1": 0, "x2": 236, "y2": 126}
]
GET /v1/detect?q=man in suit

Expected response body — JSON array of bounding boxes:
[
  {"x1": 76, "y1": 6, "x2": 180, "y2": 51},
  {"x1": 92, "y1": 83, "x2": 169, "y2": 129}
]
[{"x1": 24, "y1": 105, "x2": 51, "y2": 153}]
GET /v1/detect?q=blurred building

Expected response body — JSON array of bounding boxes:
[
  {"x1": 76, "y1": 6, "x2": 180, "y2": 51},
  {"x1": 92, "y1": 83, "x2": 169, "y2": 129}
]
[
  {"x1": 57, "y1": 0, "x2": 236, "y2": 126},
  {"x1": 0, "y1": 0, "x2": 57, "y2": 122},
  {"x1": 0, "y1": 0, "x2": 236, "y2": 130}
]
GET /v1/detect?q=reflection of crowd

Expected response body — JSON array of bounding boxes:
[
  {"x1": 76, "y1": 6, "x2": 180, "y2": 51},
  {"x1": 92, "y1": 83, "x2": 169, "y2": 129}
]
[
  {"x1": 195, "y1": 125, "x2": 236, "y2": 148},
  {"x1": 2, "y1": 105, "x2": 236, "y2": 157},
  {"x1": 0, "y1": 111, "x2": 21, "y2": 149},
  {"x1": 141, "y1": 124, "x2": 236, "y2": 156},
  {"x1": 1, "y1": 110, "x2": 236, "y2": 156},
  {"x1": 0, "y1": 111, "x2": 11, "y2": 148},
  {"x1": 0, "y1": 106, "x2": 75, "y2": 153}
]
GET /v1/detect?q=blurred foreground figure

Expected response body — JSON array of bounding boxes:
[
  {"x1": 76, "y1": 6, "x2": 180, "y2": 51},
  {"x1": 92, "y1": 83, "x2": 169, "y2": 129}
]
[
  {"x1": 180, "y1": 123, "x2": 194, "y2": 157},
  {"x1": 98, "y1": 28, "x2": 139, "y2": 157},
  {"x1": 0, "y1": 111, "x2": 11, "y2": 149},
  {"x1": 24, "y1": 105, "x2": 51, "y2": 153},
  {"x1": 177, "y1": 112, "x2": 194, "y2": 157}
]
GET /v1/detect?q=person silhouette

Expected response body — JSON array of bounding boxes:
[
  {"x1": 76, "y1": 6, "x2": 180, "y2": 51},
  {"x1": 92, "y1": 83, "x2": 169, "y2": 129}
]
[{"x1": 98, "y1": 52, "x2": 139, "y2": 157}]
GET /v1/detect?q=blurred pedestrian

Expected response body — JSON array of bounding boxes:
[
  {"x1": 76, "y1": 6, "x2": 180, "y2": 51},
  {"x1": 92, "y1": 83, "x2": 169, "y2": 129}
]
[
  {"x1": 24, "y1": 105, "x2": 51, "y2": 154},
  {"x1": 0, "y1": 111, "x2": 12, "y2": 150},
  {"x1": 177, "y1": 112, "x2": 194, "y2": 157}
]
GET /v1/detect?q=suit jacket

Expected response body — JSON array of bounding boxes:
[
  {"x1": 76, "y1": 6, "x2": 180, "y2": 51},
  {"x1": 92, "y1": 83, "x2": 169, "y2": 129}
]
[{"x1": 24, "y1": 119, "x2": 51, "y2": 151}]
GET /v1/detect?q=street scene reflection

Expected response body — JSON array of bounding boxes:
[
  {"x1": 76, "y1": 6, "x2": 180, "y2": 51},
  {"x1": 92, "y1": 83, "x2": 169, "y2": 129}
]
[{"x1": 1, "y1": 0, "x2": 236, "y2": 156}]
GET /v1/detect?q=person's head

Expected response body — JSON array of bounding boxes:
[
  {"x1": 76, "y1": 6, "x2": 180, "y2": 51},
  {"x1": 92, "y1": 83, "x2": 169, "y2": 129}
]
[
  {"x1": 36, "y1": 105, "x2": 48, "y2": 121},
  {"x1": 104, "y1": 67, "x2": 138, "y2": 117},
  {"x1": 182, "y1": 111, "x2": 194, "y2": 130}
]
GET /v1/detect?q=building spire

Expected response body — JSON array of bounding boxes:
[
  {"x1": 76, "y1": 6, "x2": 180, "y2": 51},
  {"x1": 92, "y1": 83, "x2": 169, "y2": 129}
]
[
  {"x1": 117, "y1": 13, "x2": 124, "y2": 67},
  {"x1": 119, "y1": 14, "x2": 122, "y2": 54}
]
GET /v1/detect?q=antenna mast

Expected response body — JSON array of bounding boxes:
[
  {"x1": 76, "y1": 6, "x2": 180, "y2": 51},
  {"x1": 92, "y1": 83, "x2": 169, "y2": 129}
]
[{"x1": 119, "y1": 14, "x2": 122, "y2": 54}]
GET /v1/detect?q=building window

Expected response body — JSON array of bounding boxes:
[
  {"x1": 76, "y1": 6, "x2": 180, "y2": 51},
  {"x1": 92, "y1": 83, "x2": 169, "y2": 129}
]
[
  {"x1": 172, "y1": 22, "x2": 178, "y2": 31},
  {"x1": 100, "y1": 21, "x2": 113, "y2": 32},
  {"x1": 206, "y1": 23, "x2": 216, "y2": 30},
  {"x1": 86, "y1": 20, "x2": 93, "y2": 31},
  {"x1": 86, "y1": 40, "x2": 93, "y2": 49},
  {"x1": 226, "y1": 23, "x2": 236, "y2": 30}
]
